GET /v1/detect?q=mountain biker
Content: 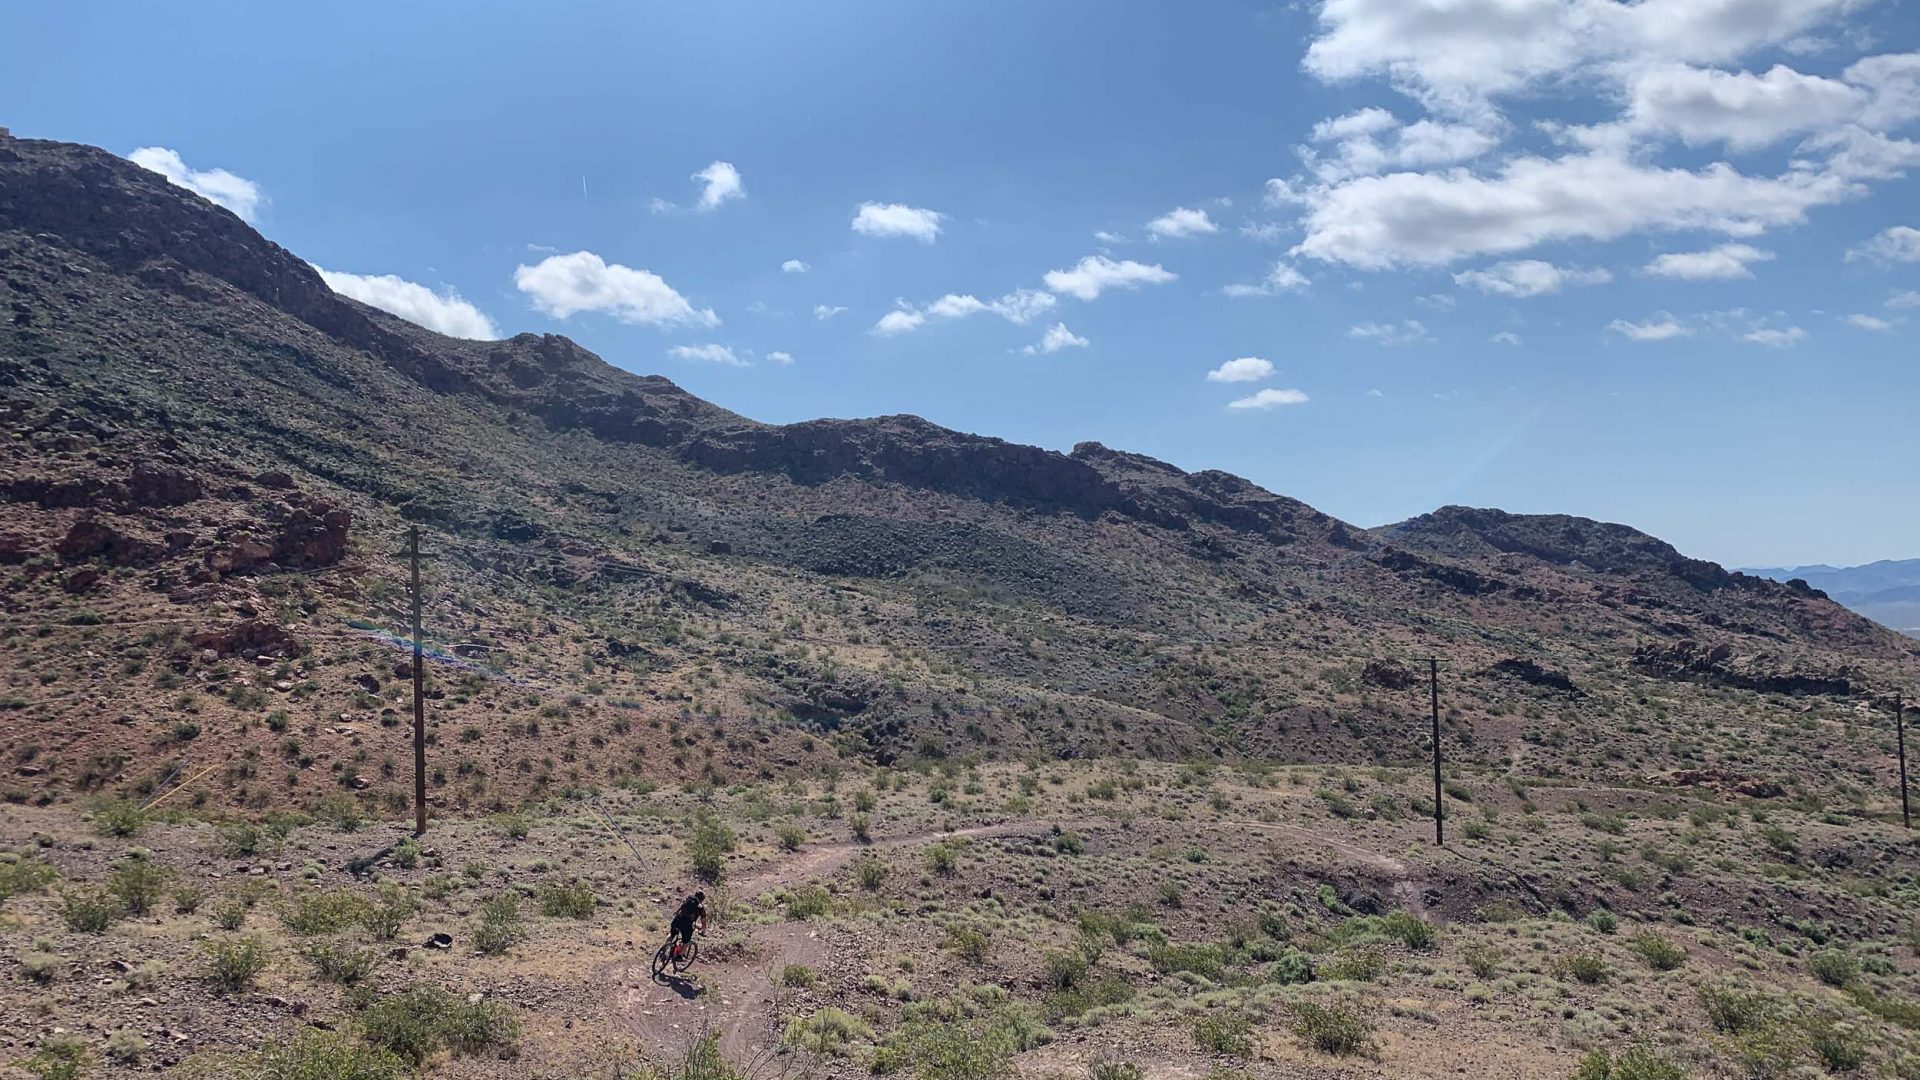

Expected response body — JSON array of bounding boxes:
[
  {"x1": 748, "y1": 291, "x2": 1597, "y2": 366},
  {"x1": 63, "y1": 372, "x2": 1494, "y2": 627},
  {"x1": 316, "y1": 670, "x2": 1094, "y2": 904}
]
[{"x1": 668, "y1": 890, "x2": 707, "y2": 956}]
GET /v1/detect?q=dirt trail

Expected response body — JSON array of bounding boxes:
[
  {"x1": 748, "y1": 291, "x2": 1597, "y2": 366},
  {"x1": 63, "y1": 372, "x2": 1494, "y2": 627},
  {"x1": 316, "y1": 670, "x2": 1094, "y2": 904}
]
[{"x1": 611, "y1": 815, "x2": 1428, "y2": 1059}]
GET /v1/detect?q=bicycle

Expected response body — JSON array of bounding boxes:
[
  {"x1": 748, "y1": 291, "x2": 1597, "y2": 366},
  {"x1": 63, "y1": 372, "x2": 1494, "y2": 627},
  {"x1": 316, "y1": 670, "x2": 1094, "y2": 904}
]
[{"x1": 650, "y1": 929, "x2": 700, "y2": 979}]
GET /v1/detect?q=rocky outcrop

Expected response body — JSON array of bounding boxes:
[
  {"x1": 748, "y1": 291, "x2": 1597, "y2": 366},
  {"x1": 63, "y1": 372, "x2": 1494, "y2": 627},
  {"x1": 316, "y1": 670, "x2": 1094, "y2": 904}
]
[
  {"x1": 1483, "y1": 657, "x2": 1580, "y2": 695},
  {"x1": 56, "y1": 516, "x2": 167, "y2": 565},
  {"x1": 1361, "y1": 661, "x2": 1415, "y2": 690},
  {"x1": 1631, "y1": 640, "x2": 1853, "y2": 696},
  {"x1": 190, "y1": 619, "x2": 302, "y2": 660}
]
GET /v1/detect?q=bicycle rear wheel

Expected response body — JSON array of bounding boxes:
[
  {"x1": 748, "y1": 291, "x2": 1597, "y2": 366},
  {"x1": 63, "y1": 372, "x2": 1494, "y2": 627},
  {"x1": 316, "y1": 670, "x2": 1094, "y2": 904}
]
[{"x1": 650, "y1": 942, "x2": 672, "y2": 979}]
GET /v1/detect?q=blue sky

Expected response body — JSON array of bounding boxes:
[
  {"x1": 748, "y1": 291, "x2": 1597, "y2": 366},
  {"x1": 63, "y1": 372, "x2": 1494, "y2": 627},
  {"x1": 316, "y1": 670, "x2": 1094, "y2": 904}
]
[{"x1": 5, "y1": 0, "x2": 1918, "y2": 567}]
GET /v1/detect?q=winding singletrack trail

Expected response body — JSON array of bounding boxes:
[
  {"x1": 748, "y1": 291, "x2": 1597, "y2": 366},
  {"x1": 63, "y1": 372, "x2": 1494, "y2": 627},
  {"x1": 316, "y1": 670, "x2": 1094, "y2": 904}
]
[{"x1": 609, "y1": 816, "x2": 1427, "y2": 1059}]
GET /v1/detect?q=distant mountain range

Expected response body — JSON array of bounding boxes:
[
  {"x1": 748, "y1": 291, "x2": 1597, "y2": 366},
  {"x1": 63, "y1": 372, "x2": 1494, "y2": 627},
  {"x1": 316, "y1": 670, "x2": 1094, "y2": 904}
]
[{"x1": 1743, "y1": 559, "x2": 1920, "y2": 638}]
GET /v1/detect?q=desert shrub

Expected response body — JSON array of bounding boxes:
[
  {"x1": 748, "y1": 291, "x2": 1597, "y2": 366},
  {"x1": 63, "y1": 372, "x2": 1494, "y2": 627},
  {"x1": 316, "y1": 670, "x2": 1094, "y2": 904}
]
[
  {"x1": 1560, "y1": 951, "x2": 1612, "y2": 985},
  {"x1": 776, "y1": 963, "x2": 817, "y2": 988},
  {"x1": 22, "y1": 1034, "x2": 90, "y2": 1080},
  {"x1": 219, "y1": 821, "x2": 276, "y2": 858},
  {"x1": 305, "y1": 940, "x2": 376, "y2": 985},
  {"x1": 1147, "y1": 942, "x2": 1230, "y2": 982},
  {"x1": 1380, "y1": 911, "x2": 1435, "y2": 950},
  {"x1": 360, "y1": 986, "x2": 520, "y2": 1064},
  {"x1": 1269, "y1": 949, "x2": 1315, "y2": 985},
  {"x1": 776, "y1": 824, "x2": 806, "y2": 852},
  {"x1": 1042, "y1": 974, "x2": 1134, "y2": 1022},
  {"x1": 20, "y1": 950, "x2": 61, "y2": 983},
  {"x1": 105, "y1": 1027, "x2": 147, "y2": 1065},
  {"x1": 199, "y1": 1027, "x2": 410, "y2": 1080},
  {"x1": 1699, "y1": 980, "x2": 1773, "y2": 1034},
  {"x1": 926, "y1": 842, "x2": 959, "y2": 875},
  {"x1": 202, "y1": 935, "x2": 269, "y2": 993},
  {"x1": 854, "y1": 853, "x2": 888, "y2": 890},
  {"x1": 1042, "y1": 949, "x2": 1088, "y2": 990},
  {"x1": 0, "y1": 855, "x2": 59, "y2": 902},
  {"x1": 1587, "y1": 910, "x2": 1619, "y2": 935},
  {"x1": 945, "y1": 925, "x2": 990, "y2": 963},
  {"x1": 1806, "y1": 949, "x2": 1858, "y2": 987},
  {"x1": 474, "y1": 892, "x2": 522, "y2": 955},
  {"x1": 1462, "y1": 942, "x2": 1500, "y2": 979},
  {"x1": 783, "y1": 1007, "x2": 874, "y2": 1057},
  {"x1": 1724, "y1": 1023, "x2": 1809, "y2": 1080},
  {"x1": 281, "y1": 888, "x2": 368, "y2": 935},
  {"x1": 784, "y1": 883, "x2": 832, "y2": 920},
  {"x1": 172, "y1": 882, "x2": 207, "y2": 914},
  {"x1": 538, "y1": 880, "x2": 596, "y2": 919},
  {"x1": 1191, "y1": 1012, "x2": 1255, "y2": 1057},
  {"x1": 212, "y1": 899, "x2": 248, "y2": 931},
  {"x1": 1571, "y1": 1046, "x2": 1686, "y2": 1080},
  {"x1": 108, "y1": 855, "x2": 172, "y2": 915},
  {"x1": 1089, "y1": 1062, "x2": 1142, "y2": 1080},
  {"x1": 1806, "y1": 1020, "x2": 1868, "y2": 1073},
  {"x1": 391, "y1": 838, "x2": 421, "y2": 869},
  {"x1": 850, "y1": 814, "x2": 873, "y2": 843},
  {"x1": 58, "y1": 887, "x2": 119, "y2": 933},
  {"x1": 1157, "y1": 879, "x2": 1186, "y2": 907},
  {"x1": 1321, "y1": 944, "x2": 1386, "y2": 982},
  {"x1": 1288, "y1": 1000, "x2": 1375, "y2": 1057},
  {"x1": 1051, "y1": 829, "x2": 1086, "y2": 855},
  {"x1": 495, "y1": 812, "x2": 531, "y2": 840},
  {"x1": 359, "y1": 884, "x2": 416, "y2": 940},
  {"x1": 92, "y1": 799, "x2": 149, "y2": 838},
  {"x1": 687, "y1": 812, "x2": 737, "y2": 881},
  {"x1": 1626, "y1": 931, "x2": 1686, "y2": 971},
  {"x1": 877, "y1": 996, "x2": 1047, "y2": 1080}
]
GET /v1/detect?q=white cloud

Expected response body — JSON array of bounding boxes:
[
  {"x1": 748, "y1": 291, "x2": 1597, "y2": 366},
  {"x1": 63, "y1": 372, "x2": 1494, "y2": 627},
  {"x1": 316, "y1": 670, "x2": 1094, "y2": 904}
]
[
  {"x1": 670, "y1": 343, "x2": 746, "y2": 366},
  {"x1": 1594, "y1": 63, "x2": 1867, "y2": 153},
  {"x1": 128, "y1": 146, "x2": 262, "y2": 222},
  {"x1": 873, "y1": 309, "x2": 926, "y2": 336},
  {"x1": 315, "y1": 268, "x2": 500, "y2": 340},
  {"x1": 1223, "y1": 262, "x2": 1311, "y2": 298},
  {"x1": 1022, "y1": 323, "x2": 1090, "y2": 355},
  {"x1": 1847, "y1": 225, "x2": 1920, "y2": 262},
  {"x1": 514, "y1": 251, "x2": 718, "y2": 327},
  {"x1": 1742, "y1": 325, "x2": 1807, "y2": 347},
  {"x1": 1240, "y1": 221, "x2": 1290, "y2": 242},
  {"x1": 1301, "y1": 108, "x2": 1499, "y2": 183},
  {"x1": 1490, "y1": 330, "x2": 1523, "y2": 346},
  {"x1": 1641, "y1": 243, "x2": 1775, "y2": 280},
  {"x1": 1043, "y1": 255, "x2": 1177, "y2": 301},
  {"x1": 1226, "y1": 387, "x2": 1311, "y2": 411},
  {"x1": 693, "y1": 161, "x2": 744, "y2": 211},
  {"x1": 1291, "y1": 152, "x2": 1854, "y2": 269},
  {"x1": 1146, "y1": 206, "x2": 1220, "y2": 239},
  {"x1": 1844, "y1": 313, "x2": 1897, "y2": 331},
  {"x1": 767, "y1": 350, "x2": 796, "y2": 365},
  {"x1": 852, "y1": 202, "x2": 945, "y2": 242},
  {"x1": 813, "y1": 304, "x2": 847, "y2": 320},
  {"x1": 1094, "y1": 229, "x2": 1126, "y2": 243},
  {"x1": 1416, "y1": 292, "x2": 1456, "y2": 310},
  {"x1": 876, "y1": 289, "x2": 1058, "y2": 335},
  {"x1": 1888, "y1": 289, "x2": 1920, "y2": 309},
  {"x1": 1453, "y1": 259, "x2": 1611, "y2": 297},
  {"x1": 1206, "y1": 357, "x2": 1275, "y2": 383},
  {"x1": 1349, "y1": 319, "x2": 1433, "y2": 345},
  {"x1": 781, "y1": 259, "x2": 809, "y2": 274},
  {"x1": 1608, "y1": 314, "x2": 1692, "y2": 341}
]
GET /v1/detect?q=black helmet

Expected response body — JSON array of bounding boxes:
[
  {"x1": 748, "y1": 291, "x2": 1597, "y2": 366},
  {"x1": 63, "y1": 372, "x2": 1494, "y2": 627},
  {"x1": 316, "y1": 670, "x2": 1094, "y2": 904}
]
[{"x1": 693, "y1": 890, "x2": 705, "y2": 902}]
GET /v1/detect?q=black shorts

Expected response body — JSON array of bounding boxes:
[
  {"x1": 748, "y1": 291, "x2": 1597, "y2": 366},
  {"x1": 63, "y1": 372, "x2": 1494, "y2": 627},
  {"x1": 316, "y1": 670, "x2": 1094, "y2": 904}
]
[{"x1": 670, "y1": 915, "x2": 697, "y2": 943}]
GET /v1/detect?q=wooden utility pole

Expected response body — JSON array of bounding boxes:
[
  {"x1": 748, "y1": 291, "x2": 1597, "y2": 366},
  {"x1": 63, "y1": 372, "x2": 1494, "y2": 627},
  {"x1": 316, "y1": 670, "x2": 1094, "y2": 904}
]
[
  {"x1": 1898, "y1": 691, "x2": 1911, "y2": 831},
  {"x1": 1428, "y1": 658, "x2": 1443, "y2": 846},
  {"x1": 409, "y1": 526, "x2": 427, "y2": 836}
]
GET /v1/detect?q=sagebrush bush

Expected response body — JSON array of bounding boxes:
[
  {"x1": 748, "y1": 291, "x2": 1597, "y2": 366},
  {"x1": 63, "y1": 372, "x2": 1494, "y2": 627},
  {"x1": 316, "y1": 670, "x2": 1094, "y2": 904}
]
[
  {"x1": 108, "y1": 855, "x2": 172, "y2": 916},
  {"x1": 537, "y1": 880, "x2": 596, "y2": 919},
  {"x1": 1806, "y1": 949, "x2": 1858, "y2": 987},
  {"x1": 1289, "y1": 1000, "x2": 1374, "y2": 1057},
  {"x1": 1191, "y1": 1011, "x2": 1255, "y2": 1057},
  {"x1": 1626, "y1": 931, "x2": 1686, "y2": 971},
  {"x1": 58, "y1": 888, "x2": 119, "y2": 933},
  {"x1": 474, "y1": 892, "x2": 522, "y2": 955},
  {"x1": 359, "y1": 986, "x2": 520, "y2": 1064},
  {"x1": 305, "y1": 940, "x2": 376, "y2": 985},
  {"x1": 783, "y1": 1007, "x2": 875, "y2": 1057},
  {"x1": 202, "y1": 935, "x2": 269, "y2": 993}
]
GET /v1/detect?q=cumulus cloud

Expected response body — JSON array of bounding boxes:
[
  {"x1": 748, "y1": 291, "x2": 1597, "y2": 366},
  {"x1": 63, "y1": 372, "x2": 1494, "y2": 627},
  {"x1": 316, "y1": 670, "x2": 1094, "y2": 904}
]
[
  {"x1": 852, "y1": 202, "x2": 945, "y2": 242},
  {"x1": 1453, "y1": 259, "x2": 1611, "y2": 297},
  {"x1": 670, "y1": 343, "x2": 746, "y2": 366},
  {"x1": 693, "y1": 161, "x2": 744, "y2": 210},
  {"x1": 767, "y1": 350, "x2": 796, "y2": 364},
  {"x1": 1146, "y1": 206, "x2": 1220, "y2": 239},
  {"x1": 315, "y1": 268, "x2": 500, "y2": 340},
  {"x1": 1641, "y1": 243, "x2": 1775, "y2": 280},
  {"x1": 1093, "y1": 229, "x2": 1126, "y2": 243},
  {"x1": 1844, "y1": 313, "x2": 1896, "y2": 330},
  {"x1": 514, "y1": 251, "x2": 718, "y2": 327},
  {"x1": 1043, "y1": 256, "x2": 1177, "y2": 301},
  {"x1": 1226, "y1": 387, "x2": 1310, "y2": 411},
  {"x1": 1847, "y1": 225, "x2": 1920, "y2": 262},
  {"x1": 1223, "y1": 262, "x2": 1311, "y2": 297},
  {"x1": 875, "y1": 289, "x2": 1058, "y2": 335},
  {"x1": 1742, "y1": 325, "x2": 1807, "y2": 346},
  {"x1": 1888, "y1": 289, "x2": 1920, "y2": 309},
  {"x1": 1349, "y1": 319, "x2": 1433, "y2": 345},
  {"x1": 1022, "y1": 323, "x2": 1090, "y2": 355},
  {"x1": 1205, "y1": 357, "x2": 1275, "y2": 383},
  {"x1": 1490, "y1": 330, "x2": 1523, "y2": 346},
  {"x1": 813, "y1": 304, "x2": 847, "y2": 320},
  {"x1": 128, "y1": 146, "x2": 263, "y2": 222},
  {"x1": 1301, "y1": 108, "x2": 1499, "y2": 183},
  {"x1": 1608, "y1": 314, "x2": 1693, "y2": 340},
  {"x1": 781, "y1": 259, "x2": 809, "y2": 274}
]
